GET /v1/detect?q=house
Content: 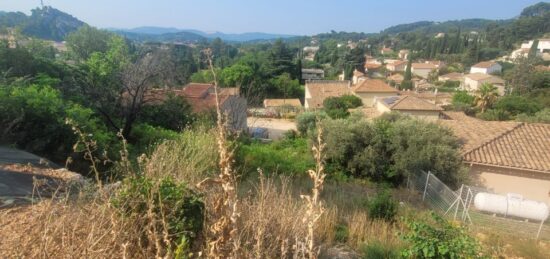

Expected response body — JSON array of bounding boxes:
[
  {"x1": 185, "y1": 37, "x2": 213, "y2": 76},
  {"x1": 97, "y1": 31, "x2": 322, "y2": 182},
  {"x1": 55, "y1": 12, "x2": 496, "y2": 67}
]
[
  {"x1": 398, "y1": 49, "x2": 410, "y2": 60},
  {"x1": 470, "y1": 61, "x2": 502, "y2": 75},
  {"x1": 386, "y1": 60, "x2": 408, "y2": 72},
  {"x1": 411, "y1": 63, "x2": 437, "y2": 78},
  {"x1": 352, "y1": 79, "x2": 399, "y2": 107},
  {"x1": 520, "y1": 39, "x2": 550, "y2": 53},
  {"x1": 440, "y1": 112, "x2": 550, "y2": 204},
  {"x1": 400, "y1": 91, "x2": 453, "y2": 106},
  {"x1": 439, "y1": 72, "x2": 464, "y2": 82},
  {"x1": 462, "y1": 73, "x2": 506, "y2": 96},
  {"x1": 304, "y1": 80, "x2": 351, "y2": 110},
  {"x1": 388, "y1": 74, "x2": 404, "y2": 85},
  {"x1": 364, "y1": 63, "x2": 382, "y2": 73},
  {"x1": 365, "y1": 55, "x2": 381, "y2": 65},
  {"x1": 425, "y1": 60, "x2": 445, "y2": 69},
  {"x1": 303, "y1": 46, "x2": 319, "y2": 61},
  {"x1": 352, "y1": 70, "x2": 366, "y2": 85},
  {"x1": 375, "y1": 95, "x2": 443, "y2": 121},
  {"x1": 143, "y1": 83, "x2": 247, "y2": 131},
  {"x1": 435, "y1": 33, "x2": 445, "y2": 38},
  {"x1": 381, "y1": 47, "x2": 393, "y2": 55},
  {"x1": 301, "y1": 68, "x2": 325, "y2": 81}
]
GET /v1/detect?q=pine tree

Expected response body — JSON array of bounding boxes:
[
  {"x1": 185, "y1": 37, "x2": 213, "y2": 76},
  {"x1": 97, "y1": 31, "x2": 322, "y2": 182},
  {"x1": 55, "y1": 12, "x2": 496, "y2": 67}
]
[{"x1": 529, "y1": 39, "x2": 539, "y2": 59}]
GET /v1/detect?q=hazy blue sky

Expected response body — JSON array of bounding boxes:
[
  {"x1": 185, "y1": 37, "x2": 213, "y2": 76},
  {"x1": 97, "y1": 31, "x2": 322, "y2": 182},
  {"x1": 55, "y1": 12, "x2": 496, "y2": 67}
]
[{"x1": 0, "y1": 0, "x2": 544, "y2": 35}]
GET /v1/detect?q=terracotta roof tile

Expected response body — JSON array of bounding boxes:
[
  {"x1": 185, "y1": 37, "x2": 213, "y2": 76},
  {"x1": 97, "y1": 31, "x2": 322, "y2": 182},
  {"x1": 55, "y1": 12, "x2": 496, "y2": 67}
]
[
  {"x1": 472, "y1": 61, "x2": 498, "y2": 68},
  {"x1": 305, "y1": 80, "x2": 351, "y2": 108},
  {"x1": 353, "y1": 79, "x2": 398, "y2": 93},
  {"x1": 463, "y1": 123, "x2": 550, "y2": 173},
  {"x1": 380, "y1": 95, "x2": 443, "y2": 111}
]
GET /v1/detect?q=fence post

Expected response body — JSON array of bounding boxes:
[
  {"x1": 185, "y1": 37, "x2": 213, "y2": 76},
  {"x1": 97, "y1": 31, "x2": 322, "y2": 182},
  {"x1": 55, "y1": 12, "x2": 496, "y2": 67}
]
[
  {"x1": 537, "y1": 219, "x2": 545, "y2": 239},
  {"x1": 422, "y1": 171, "x2": 430, "y2": 202},
  {"x1": 454, "y1": 184, "x2": 464, "y2": 221}
]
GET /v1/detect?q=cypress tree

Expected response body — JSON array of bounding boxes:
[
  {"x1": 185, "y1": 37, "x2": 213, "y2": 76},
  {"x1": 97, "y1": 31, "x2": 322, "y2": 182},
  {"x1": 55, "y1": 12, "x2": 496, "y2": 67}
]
[
  {"x1": 404, "y1": 55, "x2": 412, "y2": 81},
  {"x1": 529, "y1": 39, "x2": 539, "y2": 59}
]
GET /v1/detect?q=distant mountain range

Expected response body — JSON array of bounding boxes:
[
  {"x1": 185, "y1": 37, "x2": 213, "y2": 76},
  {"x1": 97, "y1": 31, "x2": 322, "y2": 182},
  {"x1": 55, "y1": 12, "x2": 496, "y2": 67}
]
[
  {"x1": 110, "y1": 26, "x2": 297, "y2": 42},
  {"x1": 381, "y1": 19, "x2": 512, "y2": 35}
]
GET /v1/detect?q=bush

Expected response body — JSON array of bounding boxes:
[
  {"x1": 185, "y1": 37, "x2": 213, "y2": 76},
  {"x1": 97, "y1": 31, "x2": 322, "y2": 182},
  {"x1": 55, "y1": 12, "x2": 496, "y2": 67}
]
[
  {"x1": 477, "y1": 109, "x2": 511, "y2": 121},
  {"x1": 323, "y1": 95, "x2": 363, "y2": 119},
  {"x1": 516, "y1": 108, "x2": 550, "y2": 123},
  {"x1": 296, "y1": 111, "x2": 327, "y2": 135},
  {"x1": 452, "y1": 90, "x2": 475, "y2": 107},
  {"x1": 129, "y1": 123, "x2": 179, "y2": 155},
  {"x1": 322, "y1": 114, "x2": 465, "y2": 187},
  {"x1": 401, "y1": 213, "x2": 485, "y2": 258},
  {"x1": 140, "y1": 94, "x2": 195, "y2": 131},
  {"x1": 368, "y1": 189, "x2": 398, "y2": 222},
  {"x1": 114, "y1": 176, "x2": 205, "y2": 246},
  {"x1": 493, "y1": 95, "x2": 542, "y2": 116}
]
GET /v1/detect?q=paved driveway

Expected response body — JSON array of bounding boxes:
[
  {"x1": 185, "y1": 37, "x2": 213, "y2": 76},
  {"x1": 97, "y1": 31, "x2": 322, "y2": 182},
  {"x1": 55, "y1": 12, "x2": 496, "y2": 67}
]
[{"x1": 247, "y1": 117, "x2": 297, "y2": 140}]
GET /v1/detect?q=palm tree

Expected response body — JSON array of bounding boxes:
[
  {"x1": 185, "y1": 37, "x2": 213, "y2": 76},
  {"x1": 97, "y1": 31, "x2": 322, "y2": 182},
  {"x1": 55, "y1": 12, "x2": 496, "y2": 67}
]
[{"x1": 475, "y1": 83, "x2": 499, "y2": 113}]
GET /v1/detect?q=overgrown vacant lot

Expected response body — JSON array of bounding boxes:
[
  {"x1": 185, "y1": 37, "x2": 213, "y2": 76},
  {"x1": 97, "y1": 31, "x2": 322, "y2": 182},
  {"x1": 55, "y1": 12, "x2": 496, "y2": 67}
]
[{"x1": 1, "y1": 114, "x2": 550, "y2": 258}]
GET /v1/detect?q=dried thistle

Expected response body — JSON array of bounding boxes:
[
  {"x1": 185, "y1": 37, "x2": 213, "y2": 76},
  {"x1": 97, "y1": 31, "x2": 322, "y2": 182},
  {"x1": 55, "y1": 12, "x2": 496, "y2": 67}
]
[
  {"x1": 300, "y1": 123, "x2": 326, "y2": 259},
  {"x1": 197, "y1": 48, "x2": 240, "y2": 258}
]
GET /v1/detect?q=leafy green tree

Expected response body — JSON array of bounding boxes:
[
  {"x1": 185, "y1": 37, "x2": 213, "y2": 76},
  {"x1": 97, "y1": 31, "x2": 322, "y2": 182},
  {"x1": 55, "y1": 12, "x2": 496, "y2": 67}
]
[
  {"x1": 221, "y1": 63, "x2": 254, "y2": 88},
  {"x1": 66, "y1": 25, "x2": 113, "y2": 61},
  {"x1": 506, "y1": 56, "x2": 540, "y2": 94},
  {"x1": 493, "y1": 95, "x2": 542, "y2": 116},
  {"x1": 269, "y1": 73, "x2": 302, "y2": 98},
  {"x1": 267, "y1": 39, "x2": 295, "y2": 78}
]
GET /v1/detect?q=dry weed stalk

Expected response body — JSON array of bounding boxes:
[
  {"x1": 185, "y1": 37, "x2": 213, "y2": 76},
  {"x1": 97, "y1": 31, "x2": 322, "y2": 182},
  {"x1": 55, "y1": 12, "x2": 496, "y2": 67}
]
[
  {"x1": 299, "y1": 124, "x2": 326, "y2": 259},
  {"x1": 197, "y1": 48, "x2": 240, "y2": 258}
]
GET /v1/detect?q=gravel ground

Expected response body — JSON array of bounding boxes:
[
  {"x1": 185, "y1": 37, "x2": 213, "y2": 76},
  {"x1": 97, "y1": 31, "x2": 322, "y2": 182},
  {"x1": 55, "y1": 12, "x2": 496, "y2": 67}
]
[{"x1": 247, "y1": 117, "x2": 297, "y2": 140}]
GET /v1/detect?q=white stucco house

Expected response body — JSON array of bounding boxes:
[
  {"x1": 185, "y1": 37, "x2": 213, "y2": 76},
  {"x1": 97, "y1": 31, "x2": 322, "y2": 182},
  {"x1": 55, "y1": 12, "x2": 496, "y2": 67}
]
[
  {"x1": 462, "y1": 73, "x2": 506, "y2": 96},
  {"x1": 411, "y1": 63, "x2": 437, "y2": 79},
  {"x1": 470, "y1": 61, "x2": 502, "y2": 75}
]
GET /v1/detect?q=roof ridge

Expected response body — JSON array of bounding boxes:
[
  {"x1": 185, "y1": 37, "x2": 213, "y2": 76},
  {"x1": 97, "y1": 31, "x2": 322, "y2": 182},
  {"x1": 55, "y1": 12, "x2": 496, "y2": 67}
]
[
  {"x1": 463, "y1": 122, "x2": 525, "y2": 157},
  {"x1": 389, "y1": 95, "x2": 409, "y2": 108}
]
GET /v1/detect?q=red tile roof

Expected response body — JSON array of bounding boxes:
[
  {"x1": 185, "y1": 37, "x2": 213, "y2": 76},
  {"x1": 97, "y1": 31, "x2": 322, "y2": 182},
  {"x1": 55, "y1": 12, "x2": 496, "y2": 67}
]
[
  {"x1": 353, "y1": 79, "x2": 398, "y2": 93},
  {"x1": 472, "y1": 61, "x2": 499, "y2": 68}
]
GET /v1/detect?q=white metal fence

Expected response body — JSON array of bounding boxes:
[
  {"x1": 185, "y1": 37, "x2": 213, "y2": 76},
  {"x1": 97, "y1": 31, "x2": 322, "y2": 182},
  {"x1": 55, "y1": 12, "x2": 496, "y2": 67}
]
[{"x1": 408, "y1": 171, "x2": 550, "y2": 240}]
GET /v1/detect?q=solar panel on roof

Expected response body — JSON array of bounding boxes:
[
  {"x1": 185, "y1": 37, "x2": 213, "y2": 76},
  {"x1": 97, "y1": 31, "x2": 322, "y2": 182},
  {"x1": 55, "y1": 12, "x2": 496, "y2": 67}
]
[{"x1": 383, "y1": 96, "x2": 400, "y2": 106}]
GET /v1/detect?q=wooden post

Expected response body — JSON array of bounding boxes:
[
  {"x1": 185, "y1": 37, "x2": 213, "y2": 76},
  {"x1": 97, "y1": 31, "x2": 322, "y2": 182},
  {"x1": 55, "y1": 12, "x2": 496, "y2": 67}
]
[{"x1": 422, "y1": 171, "x2": 430, "y2": 202}]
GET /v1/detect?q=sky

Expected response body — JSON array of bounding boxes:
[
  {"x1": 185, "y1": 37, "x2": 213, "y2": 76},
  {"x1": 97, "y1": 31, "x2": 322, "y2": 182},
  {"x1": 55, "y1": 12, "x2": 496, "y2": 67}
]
[{"x1": 0, "y1": 0, "x2": 544, "y2": 35}]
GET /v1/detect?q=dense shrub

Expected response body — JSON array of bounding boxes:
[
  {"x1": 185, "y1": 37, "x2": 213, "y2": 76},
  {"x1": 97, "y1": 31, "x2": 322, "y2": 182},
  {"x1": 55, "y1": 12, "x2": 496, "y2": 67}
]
[
  {"x1": 236, "y1": 137, "x2": 315, "y2": 176},
  {"x1": 114, "y1": 176, "x2": 205, "y2": 246},
  {"x1": 452, "y1": 90, "x2": 475, "y2": 107},
  {"x1": 129, "y1": 123, "x2": 179, "y2": 155},
  {"x1": 401, "y1": 213, "x2": 485, "y2": 258},
  {"x1": 367, "y1": 189, "x2": 398, "y2": 222},
  {"x1": 322, "y1": 113, "x2": 465, "y2": 187},
  {"x1": 476, "y1": 109, "x2": 511, "y2": 121},
  {"x1": 140, "y1": 94, "x2": 195, "y2": 131},
  {"x1": 296, "y1": 111, "x2": 328, "y2": 135},
  {"x1": 516, "y1": 108, "x2": 550, "y2": 123},
  {"x1": 493, "y1": 95, "x2": 542, "y2": 116},
  {"x1": 323, "y1": 95, "x2": 363, "y2": 119}
]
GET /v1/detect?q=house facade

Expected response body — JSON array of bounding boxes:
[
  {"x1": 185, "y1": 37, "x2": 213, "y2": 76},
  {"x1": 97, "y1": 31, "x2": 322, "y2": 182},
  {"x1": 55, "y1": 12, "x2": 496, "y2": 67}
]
[
  {"x1": 462, "y1": 73, "x2": 506, "y2": 95},
  {"x1": 411, "y1": 63, "x2": 437, "y2": 78},
  {"x1": 470, "y1": 61, "x2": 502, "y2": 75},
  {"x1": 441, "y1": 113, "x2": 550, "y2": 204},
  {"x1": 386, "y1": 60, "x2": 407, "y2": 72},
  {"x1": 301, "y1": 68, "x2": 325, "y2": 81}
]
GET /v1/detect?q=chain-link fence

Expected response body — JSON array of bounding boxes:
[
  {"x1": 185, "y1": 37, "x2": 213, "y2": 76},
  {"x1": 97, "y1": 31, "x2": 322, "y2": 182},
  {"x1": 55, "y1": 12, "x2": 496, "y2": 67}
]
[{"x1": 408, "y1": 171, "x2": 550, "y2": 240}]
